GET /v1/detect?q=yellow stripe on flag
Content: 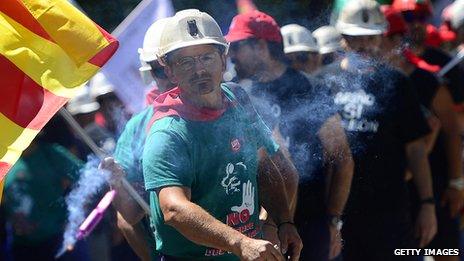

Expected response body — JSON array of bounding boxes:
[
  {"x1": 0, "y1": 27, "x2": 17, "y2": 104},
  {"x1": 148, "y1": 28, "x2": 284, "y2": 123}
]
[
  {"x1": 0, "y1": 112, "x2": 40, "y2": 167},
  {"x1": 0, "y1": 11, "x2": 101, "y2": 98},
  {"x1": 21, "y1": 0, "x2": 110, "y2": 67}
]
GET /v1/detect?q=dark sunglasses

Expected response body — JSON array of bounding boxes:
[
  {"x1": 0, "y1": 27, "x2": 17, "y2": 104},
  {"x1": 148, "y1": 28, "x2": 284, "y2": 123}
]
[
  {"x1": 148, "y1": 61, "x2": 168, "y2": 79},
  {"x1": 401, "y1": 11, "x2": 428, "y2": 23}
]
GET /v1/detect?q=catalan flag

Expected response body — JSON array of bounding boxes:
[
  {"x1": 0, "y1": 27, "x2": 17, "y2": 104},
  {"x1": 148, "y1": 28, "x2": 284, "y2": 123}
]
[{"x1": 0, "y1": 0, "x2": 119, "y2": 199}]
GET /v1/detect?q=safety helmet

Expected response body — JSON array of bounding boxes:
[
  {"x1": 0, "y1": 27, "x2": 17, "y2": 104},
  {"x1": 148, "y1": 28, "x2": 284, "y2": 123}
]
[
  {"x1": 281, "y1": 24, "x2": 319, "y2": 54},
  {"x1": 336, "y1": 0, "x2": 387, "y2": 36},
  {"x1": 313, "y1": 26, "x2": 343, "y2": 54},
  {"x1": 89, "y1": 72, "x2": 114, "y2": 98},
  {"x1": 67, "y1": 85, "x2": 100, "y2": 115},
  {"x1": 157, "y1": 9, "x2": 229, "y2": 60},
  {"x1": 139, "y1": 18, "x2": 170, "y2": 85},
  {"x1": 391, "y1": 0, "x2": 433, "y2": 16},
  {"x1": 449, "y1": 0, "x2": 464, "y2": 30}
]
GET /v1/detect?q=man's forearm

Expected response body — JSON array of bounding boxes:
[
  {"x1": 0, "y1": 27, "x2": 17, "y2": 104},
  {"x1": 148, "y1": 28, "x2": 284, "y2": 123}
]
[
  {"x1": 442, "y1": 118, "x2": 463, "y2": 179},
  {"x1": 112, "y1": 182, "x2": 146, "y2": 225},
  {"x1": 257, "y1": 151, "x2": 294, "y2": 224},
  {"x1": 116, "y1": 212, "x2": 151, "y2": 261},
  {"x1": 326, "y1": 156, "x2": 354, "y2": 216},
  {"x1": 407, "y1": 140, "x2": 434, "y2": 199},
  {"x1": 163, "y1": 200, "x2": 247, "y2": 254}
]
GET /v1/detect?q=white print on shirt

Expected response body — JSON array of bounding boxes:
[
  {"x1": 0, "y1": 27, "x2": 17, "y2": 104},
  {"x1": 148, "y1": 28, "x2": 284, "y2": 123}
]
[
  {"x1": 231, "y1": 180, "x2": 255, "y2": 216},
  {"x1": 334, "y1": 90, "x2": 379, "y2": 133},
  {"x1": 271, "y1": 103, "x2": 281, "y2": 118},
  {"x1": 221, "y1": 162, "x2": 247, "y2": 195}
]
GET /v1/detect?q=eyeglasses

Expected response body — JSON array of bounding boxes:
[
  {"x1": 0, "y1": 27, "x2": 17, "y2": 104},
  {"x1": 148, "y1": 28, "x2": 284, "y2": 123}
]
[
  {"x1": 401, "y1": 11, "x2": 428, "y2": 23},
  {"x1": 148, "y1": 61, "x2": 168, "y2": 79},
  {"x1": 172, "y1": 51, "x2": 219, "y2": 72}
]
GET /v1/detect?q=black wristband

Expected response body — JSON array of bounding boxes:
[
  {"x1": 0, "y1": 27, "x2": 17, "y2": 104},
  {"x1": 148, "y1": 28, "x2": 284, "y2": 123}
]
[
  {"x1": 277, "y1": 221, "x2": 295, "y2": 230},
  {"x1": 420, "y1": 197, "x2": 435, "y2": 205}
]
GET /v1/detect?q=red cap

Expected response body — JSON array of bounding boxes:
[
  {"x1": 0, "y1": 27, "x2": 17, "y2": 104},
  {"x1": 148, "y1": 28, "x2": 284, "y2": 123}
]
[
  {"x1": 382, "y1": 7, "x2": 408, "y2": 36},
  {"x1": 225, "y1": 10, "x2": 282, "y2": 43},
  {"x1": 424, "y1": 23, "x2": 456, "y2": 48},
  {"x1": 392, "y1": 0, "x2": 433, "y2": 16}
]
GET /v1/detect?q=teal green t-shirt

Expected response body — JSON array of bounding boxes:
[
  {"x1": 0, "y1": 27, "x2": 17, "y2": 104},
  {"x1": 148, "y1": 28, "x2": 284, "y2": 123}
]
[
  {"x1": 143, "y1": 85, "x2": 278, "y2": 260},
  {"x1": 3, "y1": 143, "x2": 82, "y2": 245},
  {"x1": 114, "y1": 106, "x2": 154, "y2": 196}
]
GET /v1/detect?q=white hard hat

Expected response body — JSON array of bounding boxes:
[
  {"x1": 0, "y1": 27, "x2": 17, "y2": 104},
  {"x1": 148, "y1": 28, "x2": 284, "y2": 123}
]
[
  {"x1": 139, "y1": 18, "x2": 170, "y2": 63},
  {"x1": 89, "y1": 72, "x2": 114, "y2": 98},
  {"x1": 139, "y1": 18, "x2": 170, "y2": 85},
  {"x1": 449, "y1": 0, "x2": 464, "y2": 30},
  {"x1": 313, "y1": 26, "x2": 343, "y2": 54},
  {"x1": 336, "y1": 0, "x2": 387, "y2": 36},
  {"x1": 281, "y1": 24, "x2": 319, "y2": 54},
  {"x1": 157, "y1": 9, "x2": 229, "y2": 59},
  {"x1": 67, "y1": 85, "x2": 100, "y2": 115}
]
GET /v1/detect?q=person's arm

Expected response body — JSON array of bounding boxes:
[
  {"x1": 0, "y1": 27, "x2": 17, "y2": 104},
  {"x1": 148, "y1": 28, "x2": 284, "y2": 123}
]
[
  {"x1": 158, "y1": 186, "x2": 284, "y2": 261},
  {"x1": 423, "y1": 114, "x2": 441, "y2": 154},
  {"x1": 318, "y1": 114, "x2": 354, "y2": 259},
  {"x1": 100, "y1": 158, "x2": 145, "y2": 225},
  {"x1": 116, "y1": 212, "x2": 151, "y2": 261},
  {"x1": 257, "y1": 149, "x2": 303, "y2": 261},
  {"x1": 406, "y1": 138, "x2": 437, "y2": 247},
  {"x1": 432, "y1": 86, "x2": 464, "y2": 217}
]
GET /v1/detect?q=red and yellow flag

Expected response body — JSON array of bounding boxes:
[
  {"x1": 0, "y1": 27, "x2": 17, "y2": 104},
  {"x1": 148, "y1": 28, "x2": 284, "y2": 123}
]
[{"x1": 0, "y1": 0, "x2": 118, "y2": 195}]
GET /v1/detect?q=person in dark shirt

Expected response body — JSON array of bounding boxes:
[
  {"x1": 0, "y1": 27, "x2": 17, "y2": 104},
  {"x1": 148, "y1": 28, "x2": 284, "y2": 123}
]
[
  {"x1": 226, "y1": 10, "x2": 354, "y2": 260},
  {"x1": 325, "y1": 0, "x2": 435, "y2": 259},
  {"x1": 381, "y1": 8, "x2": 463, "y2": 257}
]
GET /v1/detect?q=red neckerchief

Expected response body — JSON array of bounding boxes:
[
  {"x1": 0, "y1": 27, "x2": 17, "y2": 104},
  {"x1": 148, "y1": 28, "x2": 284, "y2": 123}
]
[
  {"x1": 403, "y1": 48, "x2": 441, "y2": 73},
  {"x1": 146, "y1": 87, "x2": 230, "y2": 132},
  {"x1": 145, "y1": 86, "x2": 160, "y2": 105}
]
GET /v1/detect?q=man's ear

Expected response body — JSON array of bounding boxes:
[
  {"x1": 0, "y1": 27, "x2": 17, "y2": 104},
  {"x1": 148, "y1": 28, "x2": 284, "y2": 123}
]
[
  {"x1": 220, "y1": 53, "x2": 227, "y2": 72},
  {"x1": 164, "y1": 66, "x2": 178, "y2": 84}
]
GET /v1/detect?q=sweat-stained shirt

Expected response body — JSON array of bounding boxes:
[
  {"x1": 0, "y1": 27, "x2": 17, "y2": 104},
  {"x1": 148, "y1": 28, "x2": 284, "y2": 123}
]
[{"x1": 142, "y1": 84, "x2": 278, "y2": 260}]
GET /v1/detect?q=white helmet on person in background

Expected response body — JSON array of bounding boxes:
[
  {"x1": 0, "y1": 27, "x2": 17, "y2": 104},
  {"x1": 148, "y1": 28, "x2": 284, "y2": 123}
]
[
  {"x1": 313, "y1": 25, "x2": 343, "y2": 54},
  {"x1": 67, "y1": 84, "x2": 100, "y2": 115},
  {"x1": 139, "y1": 17, "x2": 170, "y2": 85},
  {"x1": 336, "y1": 0, "x2": 387, "y2": 36},
  {"x1": 281, "y1": 24, "x2": 319, "y2": 54},
  {"x1": 449, "y1": 0, "x2": 464, "y2": 30},
  {"x1": 89, "y1": 72, "x2": 114, "y2": 99},
  {"x1": 157, "y1": 9, "x2": 229, "y2": 62}
]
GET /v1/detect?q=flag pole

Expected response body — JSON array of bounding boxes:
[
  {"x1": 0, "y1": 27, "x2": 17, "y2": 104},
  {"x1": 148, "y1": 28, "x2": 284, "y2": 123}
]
[
  {"x1": 437, "y1": 48, "x2": 464, "y2": 78},
  {"x1": 59, "y1": 108, "x2": 150, "y2": 214}
]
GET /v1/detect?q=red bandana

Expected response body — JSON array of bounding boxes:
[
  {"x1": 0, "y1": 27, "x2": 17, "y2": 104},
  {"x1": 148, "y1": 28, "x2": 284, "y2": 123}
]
[{"x1": 403, "y1": 48, "x2": 441, "y2": 73}]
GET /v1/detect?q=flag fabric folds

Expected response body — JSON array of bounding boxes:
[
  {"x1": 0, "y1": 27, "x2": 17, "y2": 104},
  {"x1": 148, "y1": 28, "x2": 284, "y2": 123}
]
[{"x1": 0, "y1": 0, "x2": 119, "y2": 189}]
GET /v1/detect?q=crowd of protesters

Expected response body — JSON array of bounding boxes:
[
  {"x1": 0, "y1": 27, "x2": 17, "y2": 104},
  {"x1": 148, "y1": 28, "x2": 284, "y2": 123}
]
[{"x1": 2, "y1": 0, "x2": 464, "y2": 260}]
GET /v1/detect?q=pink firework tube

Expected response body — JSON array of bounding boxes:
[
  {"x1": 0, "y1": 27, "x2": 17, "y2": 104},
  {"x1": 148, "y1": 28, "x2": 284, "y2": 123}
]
[{"x1": 77, "y1": 190, "x2": 116, "y2": 240}]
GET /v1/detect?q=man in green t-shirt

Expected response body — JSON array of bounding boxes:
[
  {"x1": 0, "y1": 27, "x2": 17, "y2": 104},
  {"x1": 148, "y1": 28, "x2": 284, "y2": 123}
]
[{"x1": 136, "y1": 9, "x2": 302, "y2": 261}]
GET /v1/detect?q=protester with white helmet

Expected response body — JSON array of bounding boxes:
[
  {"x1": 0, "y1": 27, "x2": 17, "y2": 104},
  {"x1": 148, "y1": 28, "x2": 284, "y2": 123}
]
[
  {"x1": 281, "y1": 24, "x2": 321, "y2": 74},
  {"x1": 313, "y1": 25, "x2": 343, "y2": 65},
  {"x1": 313, "y1": 0, "x2": 436, "y2": 259},
  {"x1": 99, "y1": 16, "x2": 179, "y2": 261},
  {"x1": 140, "y1": 9, "x2": 302, "y2": 260}
]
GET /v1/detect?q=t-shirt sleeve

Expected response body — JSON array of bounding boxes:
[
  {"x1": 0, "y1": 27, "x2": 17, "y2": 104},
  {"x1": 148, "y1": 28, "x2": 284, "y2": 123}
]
[
  {"x1": 395, "y1": 76, "x2": 431, "y2": 143},
  {"x1": 143, "y1": 129, "x2": 193, "y2": 191}
]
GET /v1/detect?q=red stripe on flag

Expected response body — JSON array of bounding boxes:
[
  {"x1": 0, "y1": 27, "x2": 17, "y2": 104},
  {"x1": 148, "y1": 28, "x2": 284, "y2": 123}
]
[
  {"x1": 0, "y1": 55, "x2": 68, "y2": 130},
  {"x1": 0, "y1": 0, "x2": 53, "y2": 42},
  {"x1": 88, "y1": 24, "x2": 119, "y2": 67},
  {"x1": 0, "y1": 162, "x2": 11, "y2": 181}
]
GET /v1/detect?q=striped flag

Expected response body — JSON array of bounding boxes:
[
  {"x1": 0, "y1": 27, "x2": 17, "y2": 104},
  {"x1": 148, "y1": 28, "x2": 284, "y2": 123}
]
[{"x1": 0, "y1": 0, "x2": 119, "y2": 198}]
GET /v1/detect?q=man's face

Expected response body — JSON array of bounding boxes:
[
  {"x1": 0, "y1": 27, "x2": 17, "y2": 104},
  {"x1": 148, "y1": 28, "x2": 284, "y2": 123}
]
[
  {"x1": 167, "y1": 44, "x2": 225, "y2": 97},
  {"x1": 148, "y1": 60, "x2": 175, "y2": 92},
  {"x1": 285, "y1": 51, "x2": 321, "y2": 73},
  {"x1": 228, "y1": 39, "x2": 265, "y2": 79},
  {"x1": 343, "y1": 34, "x2": 382, "y2": 57},
  {"x1": 402, "y1": 11, "x2": 428, "y2": 47},
  {"x1": 380, "y1": 34, "x2": 404, "y2": 61}
]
